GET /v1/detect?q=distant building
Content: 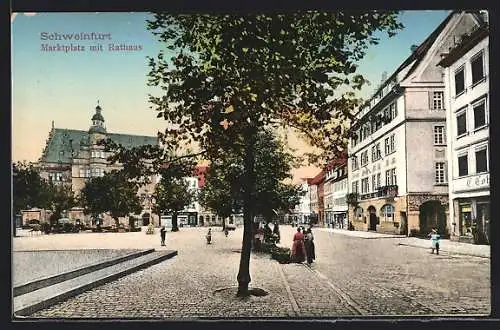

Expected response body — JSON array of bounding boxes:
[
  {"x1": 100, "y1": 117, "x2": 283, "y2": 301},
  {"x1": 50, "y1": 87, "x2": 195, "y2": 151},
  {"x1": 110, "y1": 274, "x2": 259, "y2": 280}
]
[
  {"x1": 309, "y1": 170, "x2": 326, "y2": 227},
  {"x1": 324, "y1": 155, "x2": 348, "y2": 229},
  {"x1": 35, "y1": 103, "x2": 159, "y2": 227},
  {"x1": 438, "y1": 16, "x2": 490, "y2": 244},
  {"x1": 347, "y1": 11, "x2": 483, "y2": 236},
  {"x1": 289, "y1": 178, "x2": 312, "y2": 224}
]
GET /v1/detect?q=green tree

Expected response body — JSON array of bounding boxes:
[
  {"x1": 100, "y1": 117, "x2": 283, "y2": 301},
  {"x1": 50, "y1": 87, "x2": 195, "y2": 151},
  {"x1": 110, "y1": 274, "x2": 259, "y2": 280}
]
[
  {"x1": 152, "y1": 161, "x2": 196, "y2": 232},
  {"x1": 12, "y1": 162, "x2": 49, "y2": 215},
  {"x1": 79, "y1": 170, "x2": 143, "y2": 226},
  {"x1": 45, "y1": 182, "x2": 76, "y2": 224},
  {"x1": 143, "y1": 11, "x2": 403, "y2": 296},
  {"x1": 13, "y1": 162, "x2": 76, "y2": 226},
  {"x1": 200, "y1": 131, "x2": 304, "y2": 225}
]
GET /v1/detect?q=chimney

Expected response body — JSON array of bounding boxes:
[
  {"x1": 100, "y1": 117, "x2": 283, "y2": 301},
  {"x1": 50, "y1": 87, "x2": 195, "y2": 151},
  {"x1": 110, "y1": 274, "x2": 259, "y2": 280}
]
[{"x1": 410, "y1": 44, "x2": 419, "y2": 53}]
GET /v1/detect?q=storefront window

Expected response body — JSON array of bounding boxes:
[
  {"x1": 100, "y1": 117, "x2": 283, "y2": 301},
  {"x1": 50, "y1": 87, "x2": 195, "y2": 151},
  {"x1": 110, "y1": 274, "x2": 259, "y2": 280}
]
[{"x1": 460, "y1": 204, "x2": 472, "y2": 236}]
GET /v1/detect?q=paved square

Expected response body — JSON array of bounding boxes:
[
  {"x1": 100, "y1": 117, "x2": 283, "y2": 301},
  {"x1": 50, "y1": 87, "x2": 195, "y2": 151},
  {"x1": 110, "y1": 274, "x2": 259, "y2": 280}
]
[{"x1": 13, "y1": 226, "x2": 490, "y2": 318}]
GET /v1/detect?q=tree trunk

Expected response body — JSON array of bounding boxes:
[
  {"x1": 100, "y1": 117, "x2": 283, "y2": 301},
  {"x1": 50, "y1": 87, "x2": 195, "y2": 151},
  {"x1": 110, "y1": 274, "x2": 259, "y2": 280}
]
[
  {"x1": 222, "y1": 217, "x2": 226, "y2": 231},
  {"x1": 114, "y1": 217, "x2": 120, "y2": 227},
  {"x1": 172, "y1": 211, "x2": 179, "y2": 232},
  {"x1": 237, "y1": 125, "x2": 257, "y2": 297}
]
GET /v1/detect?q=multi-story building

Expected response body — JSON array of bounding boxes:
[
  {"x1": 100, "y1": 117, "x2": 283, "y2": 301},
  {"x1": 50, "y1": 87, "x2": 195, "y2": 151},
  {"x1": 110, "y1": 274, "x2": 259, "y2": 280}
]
[
  {"x1": 289, "y1": 178, "x2": 312, "y2": 224},
  {"x1": 309, "y1": 170, "x2": 325, "y2": 226},
  {"x1": 346, "y1": 11, "x2": 483, "y2": 235},
  {"x1": 36, "y1": 103, "x2": 159, "y2": 227},
  {"x1": 324, "y1": 157, "x2": 348, "y2": 229},
  {"x1": 438, "y1": 14, "x2": 489, "y2": 244}
]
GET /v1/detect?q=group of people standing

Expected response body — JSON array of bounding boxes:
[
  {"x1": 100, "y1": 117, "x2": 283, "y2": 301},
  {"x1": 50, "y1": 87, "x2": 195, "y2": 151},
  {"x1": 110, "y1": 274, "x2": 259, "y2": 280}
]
[{"x1": 291, "y1": 226, "x2": 315, "y2": 265}]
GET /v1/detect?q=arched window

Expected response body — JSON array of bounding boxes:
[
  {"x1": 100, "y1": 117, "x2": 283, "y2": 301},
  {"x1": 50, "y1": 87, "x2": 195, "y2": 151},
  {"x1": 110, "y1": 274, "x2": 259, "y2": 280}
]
[
  {"x1": 354, "y1": 207, "x2": 363, "y2": 219},
  {"x1": 380, "y1": 204, "x2": 395, "y2": 222}
]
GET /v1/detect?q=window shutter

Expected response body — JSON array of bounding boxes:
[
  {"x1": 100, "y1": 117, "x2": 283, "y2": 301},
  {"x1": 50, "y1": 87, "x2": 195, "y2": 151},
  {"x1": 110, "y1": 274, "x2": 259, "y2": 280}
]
[{"x1": 428, "y1": 91, "x2": 433, "y2": 110}]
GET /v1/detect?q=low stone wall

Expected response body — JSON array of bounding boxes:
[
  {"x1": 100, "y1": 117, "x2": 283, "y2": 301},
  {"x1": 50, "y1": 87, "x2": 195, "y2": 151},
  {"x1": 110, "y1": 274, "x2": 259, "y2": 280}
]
[{"x1": 352, "y1": 220, "x2": 368, "y2": 231}]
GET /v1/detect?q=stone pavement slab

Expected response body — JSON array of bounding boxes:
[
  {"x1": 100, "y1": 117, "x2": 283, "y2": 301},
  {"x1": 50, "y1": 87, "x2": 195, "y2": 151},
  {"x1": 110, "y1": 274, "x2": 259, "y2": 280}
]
[
  {"x1": 12, "y1": 249, "x2": 138, "y2": 286},
  {"x1": 14, "y1": 250, "x2": 177, "y2": 317}
]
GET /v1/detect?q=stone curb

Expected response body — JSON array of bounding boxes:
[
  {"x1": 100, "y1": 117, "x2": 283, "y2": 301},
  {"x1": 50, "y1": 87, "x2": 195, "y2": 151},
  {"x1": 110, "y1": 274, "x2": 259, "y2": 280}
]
[
  {"x1": 13, "y1": 249, "x2": 155, "y2": 297},
  {"x1": 13, "y1": 250, "x2": 177, "y2": 317}
]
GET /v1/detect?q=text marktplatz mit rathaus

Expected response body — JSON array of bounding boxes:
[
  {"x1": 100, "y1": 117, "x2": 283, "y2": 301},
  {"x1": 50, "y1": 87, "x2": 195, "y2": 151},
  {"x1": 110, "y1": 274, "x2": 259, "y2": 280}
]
[
  {"x1": 40, "y1": 32, "x2": 113, "y2": 41},
  {"x1": 40, "y1": 43, "x2": 144, "y2": 52}
]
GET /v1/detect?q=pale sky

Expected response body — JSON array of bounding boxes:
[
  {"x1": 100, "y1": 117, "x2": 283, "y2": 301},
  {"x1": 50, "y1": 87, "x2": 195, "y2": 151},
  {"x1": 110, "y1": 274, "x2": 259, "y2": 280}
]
[{"x1": 11, "y1": 11, "x2": 451, "y2": 182}]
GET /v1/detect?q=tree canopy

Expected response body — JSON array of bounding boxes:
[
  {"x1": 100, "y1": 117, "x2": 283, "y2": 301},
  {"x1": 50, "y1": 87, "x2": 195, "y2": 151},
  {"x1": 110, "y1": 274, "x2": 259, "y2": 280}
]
[
  {"x1": 146, "y1": 11, "x2": 403, "y2": 163},
  {"x1": 79, "y1": 170, "x2": 143, "y2": 225},
  {"x1": 142, "y1": 11, "x2": 403, "y2": 296},
  {"x1": 152, "y1": 161, "x2": 197, "y2": 231}
]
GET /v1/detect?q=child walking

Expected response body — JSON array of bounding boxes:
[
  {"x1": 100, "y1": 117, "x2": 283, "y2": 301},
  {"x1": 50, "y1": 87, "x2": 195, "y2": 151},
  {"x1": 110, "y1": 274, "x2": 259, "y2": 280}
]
[{"x1": 428, "y1": 228, "x2": 441, "y2": 255}]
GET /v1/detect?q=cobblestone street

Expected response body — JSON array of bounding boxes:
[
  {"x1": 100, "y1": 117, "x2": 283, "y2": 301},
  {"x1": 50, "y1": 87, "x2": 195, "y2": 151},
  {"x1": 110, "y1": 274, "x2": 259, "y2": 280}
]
[{"x1": 18, "y1": 226, "x2": 490, "y2": 318}]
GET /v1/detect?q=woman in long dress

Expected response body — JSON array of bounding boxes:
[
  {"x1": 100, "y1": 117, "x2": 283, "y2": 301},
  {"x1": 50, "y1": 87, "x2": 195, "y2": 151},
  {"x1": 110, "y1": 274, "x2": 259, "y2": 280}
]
[{"x1": 291, "y1": 227, "x2": 306, "y2": 263}]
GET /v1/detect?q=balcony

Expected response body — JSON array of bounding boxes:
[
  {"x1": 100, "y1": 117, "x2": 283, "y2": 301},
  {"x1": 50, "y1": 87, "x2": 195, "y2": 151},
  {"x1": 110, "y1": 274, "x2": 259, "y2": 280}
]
[
  {"x1": 359, "y1": 185, "x2": 398, "y2": 201},
  {"x1": 346, "y1": 193, "x2": 359, "y2": 205}
]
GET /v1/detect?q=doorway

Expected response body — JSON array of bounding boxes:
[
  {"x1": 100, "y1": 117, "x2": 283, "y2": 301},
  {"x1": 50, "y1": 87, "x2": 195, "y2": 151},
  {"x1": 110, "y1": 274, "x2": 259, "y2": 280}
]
[
  {"x1": 142, "y1": 213, "x2": 150, "y2": 226},
  {"x1": 368, "y1": 206, "x2": 377, "y2": 231}
]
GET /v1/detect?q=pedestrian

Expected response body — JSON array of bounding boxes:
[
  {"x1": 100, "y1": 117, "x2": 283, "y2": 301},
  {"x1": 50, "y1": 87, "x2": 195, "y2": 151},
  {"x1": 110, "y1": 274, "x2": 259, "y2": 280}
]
[
  {"x1": 428, "y1": 228, "x2": 441, "y2": 255},
  {"x1": 304, "y1": 227, "x2": 315, "y2": 265},
  {"x1": 273, "y1": 222, "x2": 280, "y2": 244},
  {"x1": 290, "y1": 227, "x2": 306, "y2": 263},
  {"x1": 206, "y1": 228, "x2": 212, "y2": 244},
  {"x1": 160, "y1": 225, "x2": 166, "y2": 246},
  {"x1": 224, "y1": 227, "x2": 229, "y2": 237}
]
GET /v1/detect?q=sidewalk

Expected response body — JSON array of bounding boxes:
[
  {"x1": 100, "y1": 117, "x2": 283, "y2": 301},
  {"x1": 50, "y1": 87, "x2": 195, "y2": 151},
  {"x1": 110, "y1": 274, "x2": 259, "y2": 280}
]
[
  {"x1": 317, "y1": 228, "x2": 403, "y2": 239},
  {"x1": 317, "y1": 228, "x2": 490, "y2": 258}
]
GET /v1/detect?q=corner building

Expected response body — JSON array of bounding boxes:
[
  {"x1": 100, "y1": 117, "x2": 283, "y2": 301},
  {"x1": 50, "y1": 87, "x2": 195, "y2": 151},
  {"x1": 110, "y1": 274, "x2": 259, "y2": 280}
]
[
  {"x1": 347, "y1": 11, "x2": 483, "y2": 236},
  {"x1": 438, "y1": 14, "x2": 490, "y2": 244}
]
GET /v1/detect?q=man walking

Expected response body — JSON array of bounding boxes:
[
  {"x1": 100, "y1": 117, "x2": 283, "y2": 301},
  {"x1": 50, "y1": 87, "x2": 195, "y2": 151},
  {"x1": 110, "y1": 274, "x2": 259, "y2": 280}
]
[{"x1": 160, "y1": 225, "x2": 167, "y2": 246}]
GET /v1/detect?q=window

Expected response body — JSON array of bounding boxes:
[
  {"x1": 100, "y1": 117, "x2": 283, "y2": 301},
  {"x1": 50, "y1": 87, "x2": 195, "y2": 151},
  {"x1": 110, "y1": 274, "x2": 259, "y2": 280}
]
[
  {"x1": 458, "y1": 154, "x2": 468, "y2": 177},
  {"x1": 455, "y1": 66, "x2": 465, "y2": 96},
  {"x1": 380, "y1": 204, "x2": 395, "y2": 222},
  {"x1": 435, "y1": 162, "x2": 446, "y2": 184},
  {"x1": 354, "y1": 207, "x2": 363, "y2": 219},
  {"x1": 352, "y1": 181, "x2": 359, "y2": 194},
  {"x1": 385, "y1": 134, "x2": 395, "y2": 155},
  {"x1": 361, "y1": 178, "x2": 369, "y2": 193},
  {"x1": 473, "y1": 100, "x2": 486, "y2": 129},
  {"x1": 352, "y1": 156, "x2": 359, "y2": 171},
  {"x1": 434, "y1": 126, "x2": 446, "y2": 145},
  {"x1": 432, "y1": 91, "x2": 444, "y2": 110},
  {"x1": 372, "y1": 174, "x2": 376, "y2": 192},
  {"x1": 376, "y1": 173, "x2": 381, "y2": 190},
  {"x1": 385, "y1": 168, "x2": 396, "y2": 186},
  {"x1": 471, "y1": 51, "x2": 485, "y2": 85},
  {"x1": 361, "y1": 150, "x2": 369, "y2": 166},
  {"x1": 457, "y1": 111, "x2": 467, "y2": 136},
  {"x1": 371, "y1": 143, "x2": 381, "y2": 161},
  {"x1": 389, "y1": 102, "x2": 397, "y2": 119},
  {"x1": 391, "y1": 168, "x2": 397, "y2": 186},
  {"x1": 476, "y1": 148, "x2": 488, "y2": 173}
]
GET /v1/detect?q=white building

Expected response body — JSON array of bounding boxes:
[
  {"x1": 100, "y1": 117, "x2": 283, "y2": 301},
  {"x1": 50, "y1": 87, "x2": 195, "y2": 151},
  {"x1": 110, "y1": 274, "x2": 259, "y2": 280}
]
[
  {"x1": 347, "y1": 11, "x2": 483, "y2": 236},
  {"x1": 289, "y1": 178, "x2": 312, "y2": 224},
  {"x1": 324, "y1": 159, "x2": 348, "y2": 229},
  {"x1": 438, "y1": 14, "x2": 489, "y2": 244}
]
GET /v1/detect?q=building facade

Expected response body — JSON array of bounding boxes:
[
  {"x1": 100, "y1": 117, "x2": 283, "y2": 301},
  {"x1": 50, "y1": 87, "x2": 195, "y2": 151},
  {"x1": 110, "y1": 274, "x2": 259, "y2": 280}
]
[
  {"x1": 289, "y1": 178, "x2": 312, "y2": 225},
  {"x1": 347, "y1": 11, "x2": 483, "y2": 236},
  {"x1": 438, "y1": 17, "x2": 489, "y2": 244},
  {"x1": 324, "y1": 161, "x2": 348, "y2": 229},
  {"x1": 309, "y1": 170, "x2": 325, "y2": 227},
  {"x1": 36, "y1": 103, "x2": 160, "y2": 227}
]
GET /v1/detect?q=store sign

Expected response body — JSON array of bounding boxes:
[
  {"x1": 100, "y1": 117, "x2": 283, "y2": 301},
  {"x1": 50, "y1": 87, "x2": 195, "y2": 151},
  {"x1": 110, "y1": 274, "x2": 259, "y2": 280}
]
[
  {"x1": 454, "y1": 173, "x2": 489, "y2": 192},
  {"x1": 466, "y1": 174, "x2": 489, "y2": 189}
]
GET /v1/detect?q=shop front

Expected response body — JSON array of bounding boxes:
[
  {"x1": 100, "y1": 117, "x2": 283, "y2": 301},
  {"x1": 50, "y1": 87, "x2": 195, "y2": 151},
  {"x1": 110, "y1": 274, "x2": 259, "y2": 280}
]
[{"x1": 456, "y1": 197, "x2": 490, "y2": 245}]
